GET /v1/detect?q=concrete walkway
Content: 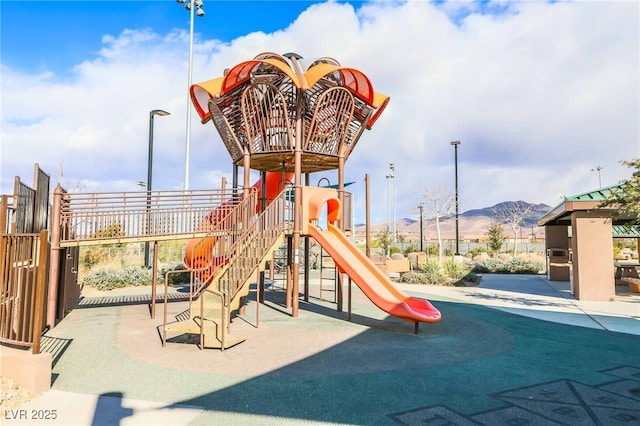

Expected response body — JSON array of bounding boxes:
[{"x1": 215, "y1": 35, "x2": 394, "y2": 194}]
[
  {"x1": 7, "y1": 274, "x2": 640, "y2": 425},
  {"x1": 406, "y1": 274, "x2": 640, "y2": 335}
]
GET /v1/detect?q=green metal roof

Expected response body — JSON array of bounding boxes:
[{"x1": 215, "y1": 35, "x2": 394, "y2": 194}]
[
  {"x1": 612, "y1": 224, "x2": 640, "y2": 237},
  {"x1": 537, "y1": 183, "x2": 628, "y2": 226},
  {"x1": 563, "y1": 183, "x2": 624, "y2": 202}
]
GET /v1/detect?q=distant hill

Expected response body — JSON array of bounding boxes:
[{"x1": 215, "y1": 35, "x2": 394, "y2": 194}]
[
  {"x1": 354, "y1": 201, "x2": 551, "y2": 240},
  {"x1": 461, "y1": 201, "x2": 552, "y2": 228}
]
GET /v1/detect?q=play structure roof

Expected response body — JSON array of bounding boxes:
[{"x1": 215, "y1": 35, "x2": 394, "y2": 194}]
[{"x1": 188, "y1": 52, "x2": 390, "y2": 173}]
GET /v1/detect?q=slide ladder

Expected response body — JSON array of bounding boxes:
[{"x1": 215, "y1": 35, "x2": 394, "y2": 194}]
[{"x1": 163, "y1": 188, "x2": 292, "y2": 350}]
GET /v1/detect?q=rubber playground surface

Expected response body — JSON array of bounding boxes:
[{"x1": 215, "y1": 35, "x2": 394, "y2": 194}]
[{"x1": 9, "y1": 273, "x2": 640, "y2": 425}]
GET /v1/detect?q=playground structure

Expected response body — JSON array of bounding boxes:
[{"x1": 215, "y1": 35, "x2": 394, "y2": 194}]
[
  {"x1": 1, "y1": 51, "x2": 443, "y2": 373},
  {"x1": 161, "y1": 52, "x2": 441, "y2": 349}
]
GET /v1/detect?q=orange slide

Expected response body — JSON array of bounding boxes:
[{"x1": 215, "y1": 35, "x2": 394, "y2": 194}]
[
  {"x1": 308, "y1": 223, "x2": 441, "y2": 324},
  {"x1": 183, "y1": 172, "x2": 292, "y2": 281}
]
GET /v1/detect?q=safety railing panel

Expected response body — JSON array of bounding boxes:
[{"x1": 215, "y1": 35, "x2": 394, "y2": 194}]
[
  {"x1": 14, "y1": 178, "x2": 35, "y2": 234},
  {"x1": 1, "y1": 195, "x2": 15, "y2": 234},
  {"x1": 216, "y1": 187, "x2": 294, "y2": 303},
  {"x1": 0, "y1": 231, "x2": 50, "y2": 354},
  {"x1": 59, "y1": 189, "x2": 243, "y2": 245},
  {"x1": 179, "y1": 190, "x2": 260, "y2": 300},
  {"x1": 33, "y1": 164, "x2": 51, "y2": 232}
]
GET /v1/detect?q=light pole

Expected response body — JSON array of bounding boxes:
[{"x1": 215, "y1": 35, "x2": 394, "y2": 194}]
[
  {"x1": 450, "y1": 140, "x2": 461, "y2": 256},
  {"x1": 418, "y1": 203, "x2": 424, "y2": 252},
  {"x1": 145, "y1": 109, "x2": 170, "y2": 268},
  {"x1": 389, "y1": 162, "x2": 396, "y2": 242},
  {"x1": 591, "y1": 165, "x2": 602, "y2": 188},
  {"x1": 176, "y1": 0, "x2": 205, "y2": 190},
  {"x1": 386, "y1": 173, "x2": 392, "y2": 235}
]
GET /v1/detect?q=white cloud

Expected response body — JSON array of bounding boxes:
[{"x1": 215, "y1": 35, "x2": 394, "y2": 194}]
[{"x1": 1, "y1": 0, "x2": 638, "y2": 226}]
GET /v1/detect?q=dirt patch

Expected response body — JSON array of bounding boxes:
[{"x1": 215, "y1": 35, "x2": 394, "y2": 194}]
[{"x1": 0, "y1": 377, "x2": 39, "y2": 409}]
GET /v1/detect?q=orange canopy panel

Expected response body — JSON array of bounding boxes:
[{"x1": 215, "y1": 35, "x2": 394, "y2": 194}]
[
  {"x1": 220, "y1": 58, "x2": 302, "y2": 95},
  {"x1": 305, "y1": 63, "x2": 375, "y2": 105},
  {"x1": 367, "y1": 91, "x2": 390, "y2": 129},
  {"x1": 190, "y1": 76, "x2": 224, "y2": 122}
]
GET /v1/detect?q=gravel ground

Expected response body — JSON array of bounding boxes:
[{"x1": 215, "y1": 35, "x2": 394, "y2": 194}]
[{"x1": 0, "y1": 376, "x2": 39, "y2": 409}]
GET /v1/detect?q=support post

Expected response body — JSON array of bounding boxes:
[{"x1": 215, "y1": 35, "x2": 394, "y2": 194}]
[
  {"x1": 365, "y1": 173, "x2": 370, "y2": 258},
  {"x1": 46, "y1": 184, "x2": 63, "y2": 328},
  {"x1": 150, "y1": 241, "x2": 158, "y2": 318}
]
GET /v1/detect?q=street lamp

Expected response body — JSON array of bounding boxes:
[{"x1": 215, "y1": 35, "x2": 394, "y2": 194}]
[
  {"x1": 176, "y1": 0, "x2": 205, "y2": 190},
  {"x1": 386, "y1": 173, "x2": 392, "y2": 234},
  {"x1": 591, "y1": 165, "x2": 602, "y2": 188},
  {"x1": 418, "y1": 203, "x2": 424, "y2": 252},
  {"x1": 450, "y1": 140, "x2": 461, "y2": 256},
  {"x1": 145, "y1": 109, "x2": 170, "y2": 268},
  {"x1": 389, "y1": 162, "x2": 396, "y2": 242}
]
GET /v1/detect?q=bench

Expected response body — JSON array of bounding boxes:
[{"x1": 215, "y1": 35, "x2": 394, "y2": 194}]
[{"x1": 620, "y1": 277, "x2": 640, "y2": 293}]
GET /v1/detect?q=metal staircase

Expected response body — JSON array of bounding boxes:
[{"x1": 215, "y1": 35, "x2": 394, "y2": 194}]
[{"x1": 162, "y1": 188, "x2": 293, "y2": 350}]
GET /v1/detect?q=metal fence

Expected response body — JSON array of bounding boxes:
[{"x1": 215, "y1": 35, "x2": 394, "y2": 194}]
[{"x1": 0, "y1": 230, "x2": 50, "y2": 354}]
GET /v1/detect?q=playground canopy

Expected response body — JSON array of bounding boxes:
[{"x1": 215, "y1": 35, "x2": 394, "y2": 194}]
[{"x1": 189, "y1": 52, "x2": 390, "y2": 173}]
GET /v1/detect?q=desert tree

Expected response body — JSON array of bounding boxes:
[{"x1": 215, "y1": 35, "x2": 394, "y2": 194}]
[
  {"x1": 419, "y1": 182, "x2": 457, "y2": 263},
  {"x1": 493, "y1": 201, "x2": 536, "y2": 258},
  {"x1": 373, "y1": 229, "x2": 393, "y2": 256},
  {"x1": 601, "y1": 158, "x2": 640, "y2": 223},
  {"x1": 397, "y1": 232, "x2": 407, "y2": 252},
  {"x1": 485, "y1": 220, "x2": 506, "y2": 254}
]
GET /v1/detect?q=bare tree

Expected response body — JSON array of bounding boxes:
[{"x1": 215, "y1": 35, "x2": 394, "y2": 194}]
[
  {"x1": 420, "y1": 183, "x2": 456, "y2": 263},
  {"x1": 493, "y1": 201, "x2": 536, "y2": 258}
]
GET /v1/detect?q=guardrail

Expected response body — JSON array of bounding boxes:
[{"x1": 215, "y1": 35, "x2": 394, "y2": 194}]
[
  {"x1": 217, "y1": 187, "x2": 294, "y2": 302},
  {"x1": 56, "y1": 187, "x2": 243, "y2": 246}
]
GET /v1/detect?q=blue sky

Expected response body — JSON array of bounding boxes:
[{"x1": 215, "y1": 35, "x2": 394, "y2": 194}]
[
  {"x1": 2, "y1": 1, "x2": 325, "y2": 72},
  {"x1": 1, "y1": 0, "x2": 639, "y2": 225}
]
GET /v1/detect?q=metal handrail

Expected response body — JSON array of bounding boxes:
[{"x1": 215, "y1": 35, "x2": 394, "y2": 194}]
[
  {"x1": 216, "y1": 187, "x2": 293, "y2": 304},
  {"x1": 58, "y1": 189, "x2": 243, "y2": 245},
  {"x1": 162, "y1": 190, "x2": 257, "y2": 346}
]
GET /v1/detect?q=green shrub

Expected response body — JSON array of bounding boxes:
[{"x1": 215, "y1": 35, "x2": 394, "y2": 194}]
[
  {"x1": 82, "y1": 266, "x2": 156, "y2": 291},
  {"x1": 472, "y1": 257, "x2": 544, "y2": 274},
  {"x1": 160, "y1": 263, "x2": 191, "y2": 285},
  {"x1": 80, "y1": 246, "x2": 109, "y2": 268},
  {"x1": 403, "y1": 244, "x2": 420, "y2": 256},
  {"x1": 414, "y1": 260, "x2": 449, "y2": 285},
  {"x1": 468, "y1": 247, "x2": 487, "y2": 256},
  {"x1": 398, "y1": 271, "x2": 430, "y2": 284},
  {"x1": 442, "y1": 259, "x2": 470, "y2": 281}
]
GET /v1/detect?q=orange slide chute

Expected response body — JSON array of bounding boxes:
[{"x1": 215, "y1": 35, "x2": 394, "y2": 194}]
[
  {"x1": 308, "y1": 224, "x2": 441, "y2": 323},
  {"x1": 303, "y1": 186, "x2": 440, "y2": 324},
  {"x1": 183, "y1": 172, "x2": 292, "y2": 280}
]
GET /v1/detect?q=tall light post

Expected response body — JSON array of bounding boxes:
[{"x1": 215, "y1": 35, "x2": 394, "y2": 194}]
[
  {"x1": 145, "y1": 109, "x2": 171, "y2": 268},
  {"x1": 418, "y1": 203, "x2": 424, "y2": 252},
  {"x1": 385, "y1": 173, "x2": 392, "y2": 235},
  {"x1": 591, "y1": 165, "x2": 602, "y2": 188},
  {"x1": 176, "y1": 0, "x2": 205, "y2": 190},
  {"x1": 389, "y1": 162, "x2": 396, "y2": 242},
  {"x1": 450, "y1": 140, "x2": 461, "y2": 256}
]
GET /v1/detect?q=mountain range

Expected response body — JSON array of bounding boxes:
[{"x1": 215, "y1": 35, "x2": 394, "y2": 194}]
[{"x1": 353, "y1": 201, "x2": 552, "y2": 241}]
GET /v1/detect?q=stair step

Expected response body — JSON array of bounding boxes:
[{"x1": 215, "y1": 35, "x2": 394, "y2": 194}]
[
  {"x1": 165, "y1": 318, "x2": 201, "y2": 334},
  {"x1": 164, "y1": 316, "x2": 246, "y2": 350},
  {"x1": 201, "y1": 320, "x2": 246, "y2": 349}
]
